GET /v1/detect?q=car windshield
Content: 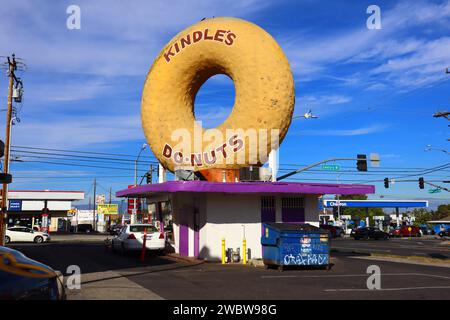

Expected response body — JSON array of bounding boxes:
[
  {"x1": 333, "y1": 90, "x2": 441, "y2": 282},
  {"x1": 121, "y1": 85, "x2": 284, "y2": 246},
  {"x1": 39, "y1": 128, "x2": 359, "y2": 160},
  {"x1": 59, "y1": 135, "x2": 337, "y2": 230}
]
[{"x1": 129, "y1": 225, "x2": 158, "y2": 233}]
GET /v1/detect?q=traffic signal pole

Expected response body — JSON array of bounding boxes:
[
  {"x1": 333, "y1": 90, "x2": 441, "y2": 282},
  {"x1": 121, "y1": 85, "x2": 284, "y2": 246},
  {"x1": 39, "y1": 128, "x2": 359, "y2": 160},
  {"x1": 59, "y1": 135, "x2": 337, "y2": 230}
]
[
  {"x1": 0, "y1": 56, "x2": 16, "y2": 246},
  {"x1": 277, "y1": 156, "x2": 375, "y2": 181}
]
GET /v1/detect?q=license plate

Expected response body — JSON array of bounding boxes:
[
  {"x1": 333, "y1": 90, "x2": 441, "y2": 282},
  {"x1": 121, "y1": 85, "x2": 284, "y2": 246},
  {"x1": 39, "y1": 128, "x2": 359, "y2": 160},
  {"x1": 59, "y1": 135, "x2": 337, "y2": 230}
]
[{"x1": 143, "y1": 235, "x2": 152, "y2": 240}]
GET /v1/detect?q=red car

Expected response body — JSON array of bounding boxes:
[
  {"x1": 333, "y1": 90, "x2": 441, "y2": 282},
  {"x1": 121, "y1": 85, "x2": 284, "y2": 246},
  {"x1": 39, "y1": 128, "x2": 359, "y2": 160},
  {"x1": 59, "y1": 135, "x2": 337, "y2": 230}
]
[
  {"x1": 320, "y1": 224, "x2": 345, "y2": 238},
  {"x1": 389, "y1": 225, "x2": 422, "y2": 237}
]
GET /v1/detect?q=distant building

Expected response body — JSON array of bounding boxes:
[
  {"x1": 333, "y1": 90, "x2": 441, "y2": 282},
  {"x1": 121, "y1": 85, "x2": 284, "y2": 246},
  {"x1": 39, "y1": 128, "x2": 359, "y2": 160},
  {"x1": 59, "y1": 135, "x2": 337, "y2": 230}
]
[
  {"x1": 7, "y1": 190, "x2": 84, "y2": 232},
  {"x1": 427, "y1": 216, "x2": 450, "y2": 234}
]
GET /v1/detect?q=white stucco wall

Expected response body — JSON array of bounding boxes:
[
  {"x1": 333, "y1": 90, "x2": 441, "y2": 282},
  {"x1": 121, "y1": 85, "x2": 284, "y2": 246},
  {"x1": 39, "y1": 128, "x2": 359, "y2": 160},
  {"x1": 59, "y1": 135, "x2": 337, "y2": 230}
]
[
  {"x1": 201, "y1": 194, "x2": 262, "y2": 261},
  {"x1": 304, "y1": 195, "x2": 321, "y2": 227},
  {"x1": 167, "y1": 192, "x2": 322, "y2": 261}
]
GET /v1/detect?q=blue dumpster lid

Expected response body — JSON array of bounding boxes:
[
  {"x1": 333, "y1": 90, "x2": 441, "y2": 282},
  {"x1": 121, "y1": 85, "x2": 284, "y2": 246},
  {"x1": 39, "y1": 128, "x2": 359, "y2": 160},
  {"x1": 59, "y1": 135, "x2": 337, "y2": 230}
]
[{"x1": 264, "y1": 223, "x2": 328, "y2": 234}]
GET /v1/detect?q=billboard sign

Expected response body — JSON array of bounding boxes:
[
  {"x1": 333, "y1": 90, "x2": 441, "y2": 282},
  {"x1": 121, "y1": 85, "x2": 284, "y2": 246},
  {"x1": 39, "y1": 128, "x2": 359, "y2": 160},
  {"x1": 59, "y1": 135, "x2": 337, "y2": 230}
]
[{"x1": 97, "y1": 204, "x2": 119, "y2": 215}]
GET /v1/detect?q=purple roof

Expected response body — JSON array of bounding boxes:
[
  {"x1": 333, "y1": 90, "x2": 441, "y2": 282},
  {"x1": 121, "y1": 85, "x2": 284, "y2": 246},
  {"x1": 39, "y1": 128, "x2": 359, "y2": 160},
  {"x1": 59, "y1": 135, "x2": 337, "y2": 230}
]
[{"x1": 116, "y1": 181, "x2": 375, "y2": 198}]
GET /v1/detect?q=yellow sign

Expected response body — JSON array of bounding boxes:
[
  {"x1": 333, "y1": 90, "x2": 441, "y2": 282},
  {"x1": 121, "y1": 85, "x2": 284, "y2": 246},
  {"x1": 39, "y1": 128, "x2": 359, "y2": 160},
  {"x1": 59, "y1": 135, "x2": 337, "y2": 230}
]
[
  {"x1": 408, "y1": 227, "x2": 412, "y2": 232},
  {"x1": 97, "y1": 204, "x2": 118, "y2": 215}
]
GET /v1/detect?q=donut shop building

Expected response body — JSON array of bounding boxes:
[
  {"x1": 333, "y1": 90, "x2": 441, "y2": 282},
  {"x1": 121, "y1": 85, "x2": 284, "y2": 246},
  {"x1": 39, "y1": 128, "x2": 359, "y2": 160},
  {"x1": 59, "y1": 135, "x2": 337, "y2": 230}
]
[{"x1": 117, "y1": 181, "x2": 374, "y2": 261}]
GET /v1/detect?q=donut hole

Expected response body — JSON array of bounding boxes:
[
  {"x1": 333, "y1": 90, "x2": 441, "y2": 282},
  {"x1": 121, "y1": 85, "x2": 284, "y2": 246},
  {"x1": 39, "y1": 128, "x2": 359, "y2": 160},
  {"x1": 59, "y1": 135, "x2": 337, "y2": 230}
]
[{"x1": 193, "y1": 74, "x2": 235, "y2": 129}]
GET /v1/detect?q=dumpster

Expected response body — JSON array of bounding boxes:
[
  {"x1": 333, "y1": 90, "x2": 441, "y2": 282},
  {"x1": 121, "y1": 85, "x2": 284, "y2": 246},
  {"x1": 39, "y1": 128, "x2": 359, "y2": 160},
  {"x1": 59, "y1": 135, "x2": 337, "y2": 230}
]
[{"x1": 261, "y1": 223, "x2": 330, "y2": 271}]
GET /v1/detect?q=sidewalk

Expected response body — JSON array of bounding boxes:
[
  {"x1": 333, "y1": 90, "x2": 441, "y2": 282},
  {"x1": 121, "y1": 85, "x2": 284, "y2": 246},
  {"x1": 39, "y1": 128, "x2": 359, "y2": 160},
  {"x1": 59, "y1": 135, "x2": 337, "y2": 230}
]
[{"x1": 66, "y1": 269, "x2": 164, "y2": 300}]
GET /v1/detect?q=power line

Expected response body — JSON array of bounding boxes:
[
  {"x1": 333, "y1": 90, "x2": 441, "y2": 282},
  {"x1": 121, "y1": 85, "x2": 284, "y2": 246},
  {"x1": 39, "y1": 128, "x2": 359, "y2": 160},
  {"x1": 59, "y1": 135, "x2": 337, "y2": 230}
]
[
  {"x1": 12, "y1": 145, "x2": 157, "y2": 160},
  {"x1": 12, "y1": 159, "x2": 152, "y2": 172},
  {"x1": 11, "y1": 149, "x2": 158, "y2": 165}
]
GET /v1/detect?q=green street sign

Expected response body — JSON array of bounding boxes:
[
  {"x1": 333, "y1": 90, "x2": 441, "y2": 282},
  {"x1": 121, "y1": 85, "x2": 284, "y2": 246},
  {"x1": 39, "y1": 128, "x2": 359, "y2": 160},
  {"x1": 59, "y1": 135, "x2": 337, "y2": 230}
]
[
  {"x1": 321, "y1": 164, "x2": 341, "y2": 171},
  {"x1": 428, "y1": 188, "x2": 441, "y2": 194}
]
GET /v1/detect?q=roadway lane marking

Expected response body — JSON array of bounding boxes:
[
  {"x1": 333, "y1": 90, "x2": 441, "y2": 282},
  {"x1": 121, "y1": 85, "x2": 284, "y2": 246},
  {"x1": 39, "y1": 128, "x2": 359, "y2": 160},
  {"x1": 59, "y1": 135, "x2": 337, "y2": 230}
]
[
  {"x1": 325, "y1": 286, "x2": 450, "y2": 292},
  {"x1": 332, "y1": 246, "x2": 391, "y2": 252},
  {"x1": 262, "y1": 273, "x2": 450, "y2": 280}
]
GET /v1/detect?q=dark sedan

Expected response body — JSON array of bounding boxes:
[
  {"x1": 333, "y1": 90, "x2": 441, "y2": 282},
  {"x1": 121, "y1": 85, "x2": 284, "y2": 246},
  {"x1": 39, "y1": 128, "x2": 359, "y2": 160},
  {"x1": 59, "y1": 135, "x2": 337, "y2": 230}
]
[
  {"x1": 350, "y1": 227, "x2": 389, "y2": 240},
  {"x1": 0, "y1": 246, "x2": 65, "y2": 300}
]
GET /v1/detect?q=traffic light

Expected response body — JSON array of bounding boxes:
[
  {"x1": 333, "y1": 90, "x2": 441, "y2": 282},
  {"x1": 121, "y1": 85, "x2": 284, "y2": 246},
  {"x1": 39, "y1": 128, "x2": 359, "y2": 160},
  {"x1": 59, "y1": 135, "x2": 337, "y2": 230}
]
[
  {"x1": 146, "y1": 171, "x2": 152, "y2": 184},
  {"x1": 356, "y1": 154, "x2": 367, "y2": 172},
  {"x1": 384, "y1": 178, "x2": 389, "y2": 188},
  {"x1": 419, "y1": 177, "x2": 424, "y2": 189}
]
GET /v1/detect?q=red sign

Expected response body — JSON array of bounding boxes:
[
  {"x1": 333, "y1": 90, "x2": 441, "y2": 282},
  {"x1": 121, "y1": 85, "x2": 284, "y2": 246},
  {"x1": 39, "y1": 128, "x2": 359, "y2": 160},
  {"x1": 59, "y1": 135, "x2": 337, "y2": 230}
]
[{"x1": 127, "y1": 185, "x2": 140, "y2": 215}]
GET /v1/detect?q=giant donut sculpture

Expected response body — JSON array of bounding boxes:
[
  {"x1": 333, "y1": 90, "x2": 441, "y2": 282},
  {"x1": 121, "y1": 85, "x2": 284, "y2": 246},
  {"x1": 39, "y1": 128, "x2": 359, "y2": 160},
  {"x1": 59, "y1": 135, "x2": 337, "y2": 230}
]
[{"x1": 141, "y1": 17, "x2": 295, "y2": 175}]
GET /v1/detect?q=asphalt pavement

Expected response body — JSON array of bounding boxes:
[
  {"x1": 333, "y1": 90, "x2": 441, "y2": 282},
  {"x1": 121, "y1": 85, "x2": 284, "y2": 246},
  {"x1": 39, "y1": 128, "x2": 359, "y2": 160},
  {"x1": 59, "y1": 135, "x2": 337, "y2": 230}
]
[
  {"x1": 331, "y1": 237, "x2": 450, "y2": 259},
  {"x1": 7, "y1": 235, "x2": 450, "y2": 300}
]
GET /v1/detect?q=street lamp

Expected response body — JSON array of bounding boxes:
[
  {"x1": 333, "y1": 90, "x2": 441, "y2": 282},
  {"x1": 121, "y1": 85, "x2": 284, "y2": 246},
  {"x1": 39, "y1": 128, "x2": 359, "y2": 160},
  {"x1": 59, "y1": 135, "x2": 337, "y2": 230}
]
[
  {"x1": 293, "y1": 109, "x2": 318, "y2": 120},
  {"x1": 425, "y1": 145, "x2": 449, "y2": 155},
  {"x1": 134, "y1": 143, "x2": 148, "y2": 185}
]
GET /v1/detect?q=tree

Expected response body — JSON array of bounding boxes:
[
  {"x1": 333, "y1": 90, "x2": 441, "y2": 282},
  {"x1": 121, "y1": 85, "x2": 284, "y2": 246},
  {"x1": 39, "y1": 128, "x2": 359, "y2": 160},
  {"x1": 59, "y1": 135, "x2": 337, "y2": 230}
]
[{"x1": 412, "y1": 208, "x2": 433, "y2": 225}]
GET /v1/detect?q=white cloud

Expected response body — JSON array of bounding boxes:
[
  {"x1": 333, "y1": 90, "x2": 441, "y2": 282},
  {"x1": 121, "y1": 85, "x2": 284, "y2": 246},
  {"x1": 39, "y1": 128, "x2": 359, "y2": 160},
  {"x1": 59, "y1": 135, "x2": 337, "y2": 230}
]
[
  {"x1": 284, "y1": 0, "x2": 450, "y2": 90},
  {"x1": 0, "y1": 0, "x2": 274, "y2": 77},
  {"x1": 8, "y1": 114, "x2": 144, "y2": 150},
  {"x1": 291, "y1": 124, "x2": 389, "y2": 136}
]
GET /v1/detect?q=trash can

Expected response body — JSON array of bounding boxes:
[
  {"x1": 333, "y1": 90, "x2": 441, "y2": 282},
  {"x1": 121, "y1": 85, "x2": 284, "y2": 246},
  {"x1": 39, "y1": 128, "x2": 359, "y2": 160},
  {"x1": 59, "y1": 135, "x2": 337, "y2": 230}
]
[{"x1": 261, "y1": 223, "x2": 330, "y2": 271}]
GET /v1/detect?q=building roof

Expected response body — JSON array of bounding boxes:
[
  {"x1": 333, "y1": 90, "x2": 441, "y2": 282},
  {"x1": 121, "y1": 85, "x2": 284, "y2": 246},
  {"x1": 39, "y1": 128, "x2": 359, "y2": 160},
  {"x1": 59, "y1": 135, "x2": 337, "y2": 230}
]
[
  {"x1": 8, "y1": 190, "x2": 85, "y2": 201},
  {"x1": 428, "y1": 216, "x2": 450, "y2": 224},
  {"x1": 116, "y1": 181, "x2": 375, "y2": 198}
]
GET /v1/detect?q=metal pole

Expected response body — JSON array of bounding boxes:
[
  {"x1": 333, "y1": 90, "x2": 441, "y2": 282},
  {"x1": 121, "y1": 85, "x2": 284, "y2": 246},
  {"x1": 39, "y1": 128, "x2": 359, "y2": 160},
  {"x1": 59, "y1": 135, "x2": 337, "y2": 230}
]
[
  {"x1": 277, "y1": 157, "x2": 363, "y2": 181},
  {"x1": 0, "y1": 56, "x2": 15, "y2": 246},
  {"x1": 93, "y1": 178, "x2": 96, "y2": 231}
]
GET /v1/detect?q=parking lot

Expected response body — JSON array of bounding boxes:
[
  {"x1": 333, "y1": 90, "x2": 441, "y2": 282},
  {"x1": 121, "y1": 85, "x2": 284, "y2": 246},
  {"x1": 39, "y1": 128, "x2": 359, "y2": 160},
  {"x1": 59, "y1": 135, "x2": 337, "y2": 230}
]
[{"x1": 8, "y1": 235, "x2": 450, "y2": 300}]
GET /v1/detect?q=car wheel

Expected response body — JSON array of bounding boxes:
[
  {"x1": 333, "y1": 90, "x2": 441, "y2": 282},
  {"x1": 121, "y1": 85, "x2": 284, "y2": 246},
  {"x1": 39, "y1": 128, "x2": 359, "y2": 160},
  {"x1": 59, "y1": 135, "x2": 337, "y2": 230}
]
[
  {"x1": 4, "y1": 236, "x2": 10, "y2": 244},
  {"x1": 34, "y1": 236, "x2": 44, "y2": 244}
]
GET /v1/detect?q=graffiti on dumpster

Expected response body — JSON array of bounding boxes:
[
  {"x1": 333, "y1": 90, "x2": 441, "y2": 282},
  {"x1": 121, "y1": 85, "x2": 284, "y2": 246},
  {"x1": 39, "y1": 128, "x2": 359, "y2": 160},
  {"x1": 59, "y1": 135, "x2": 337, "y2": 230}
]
[{"x1": 283, "y1": 254, "x2": 328, "y2": 266}]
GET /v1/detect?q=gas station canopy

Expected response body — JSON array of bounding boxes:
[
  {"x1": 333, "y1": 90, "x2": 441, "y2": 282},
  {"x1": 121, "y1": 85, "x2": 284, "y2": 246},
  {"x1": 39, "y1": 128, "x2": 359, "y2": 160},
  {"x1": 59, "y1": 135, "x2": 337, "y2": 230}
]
[{"x1": 323, "y1": 199, "x2": 428, "y2": 208}]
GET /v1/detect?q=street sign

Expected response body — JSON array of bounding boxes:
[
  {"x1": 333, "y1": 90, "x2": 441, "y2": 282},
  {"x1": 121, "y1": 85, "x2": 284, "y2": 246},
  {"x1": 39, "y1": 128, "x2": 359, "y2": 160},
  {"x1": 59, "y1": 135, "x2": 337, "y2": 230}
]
[
  {"x1": 321, "y1": 164, "x2": 340, "y2": 171},
  {"x1": 8, "y1": 199, "x2": 22, "y2": 211},
  {"x1": 428, "y1": 188, "x2": 442, "y2": 194}
]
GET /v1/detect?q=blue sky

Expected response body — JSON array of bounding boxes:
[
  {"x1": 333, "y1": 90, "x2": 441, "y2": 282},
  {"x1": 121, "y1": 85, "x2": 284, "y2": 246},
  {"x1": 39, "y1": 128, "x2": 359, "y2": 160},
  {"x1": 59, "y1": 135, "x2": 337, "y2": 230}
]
[{"x1": 0, "y1": 0, "x2": 449, "y2": 208}]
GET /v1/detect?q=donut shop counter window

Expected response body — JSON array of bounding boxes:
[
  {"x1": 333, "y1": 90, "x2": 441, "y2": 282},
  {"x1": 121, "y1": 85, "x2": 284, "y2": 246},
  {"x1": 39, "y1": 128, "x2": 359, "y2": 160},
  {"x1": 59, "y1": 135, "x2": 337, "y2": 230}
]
[{"x1": 161, "y1": 201, "x2": 174, "y2": 243}]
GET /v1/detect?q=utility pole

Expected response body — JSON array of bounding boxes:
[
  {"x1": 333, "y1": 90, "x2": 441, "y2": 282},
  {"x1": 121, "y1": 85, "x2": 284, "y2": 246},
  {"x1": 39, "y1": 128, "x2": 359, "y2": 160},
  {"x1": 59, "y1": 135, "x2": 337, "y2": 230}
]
[
  {"x1": 109, "y1": 187, "x2": 112, "y2": 204},
  {"x1": 93, "y1": 178, "x2": 97, "y2": 231},
  {"x1": 0, "y1": 55, "x2": 16, "y2": 246}
]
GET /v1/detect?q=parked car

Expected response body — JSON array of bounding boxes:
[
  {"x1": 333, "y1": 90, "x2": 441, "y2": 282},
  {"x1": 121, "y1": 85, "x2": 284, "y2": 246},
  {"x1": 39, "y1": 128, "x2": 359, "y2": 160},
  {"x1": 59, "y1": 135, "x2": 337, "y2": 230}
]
[
  {"x1": 77, "y1": 224, "x2": 93, "y2": 233},
  {"x1": 320, "y1": 224, "x2": 345, "y2": 238},
  {"x1": 389, "y1": 225, "x2": 422, "y2": 237},
  {"x1": 0, "y1": 246, "x2": 65, "y2": 300},
  {"x1": 350, "y1": 227, "x2": 389, "y2": 240},
  {"x1": 111, "y1": 224, "x2": 165, "y2": 254},
  {"x1": 5, "y1": 227, "x2": 50, "y2": 244},
  {"x1": 437, "y1": 229, "x2": 449, "y2": 238},
  {"x1": 108, "y1": 224, "x2": 124, "y2": 235},
  {"x1": 419, "y1": 225, "x2": 434, "y2": 235}
]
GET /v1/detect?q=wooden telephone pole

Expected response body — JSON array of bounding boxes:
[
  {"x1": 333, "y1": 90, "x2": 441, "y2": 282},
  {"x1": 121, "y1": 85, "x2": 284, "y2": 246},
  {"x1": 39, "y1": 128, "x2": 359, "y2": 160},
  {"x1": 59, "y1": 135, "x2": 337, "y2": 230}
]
[{"x1": 0, "y1": 55, "x2": 16, "y2": 246}]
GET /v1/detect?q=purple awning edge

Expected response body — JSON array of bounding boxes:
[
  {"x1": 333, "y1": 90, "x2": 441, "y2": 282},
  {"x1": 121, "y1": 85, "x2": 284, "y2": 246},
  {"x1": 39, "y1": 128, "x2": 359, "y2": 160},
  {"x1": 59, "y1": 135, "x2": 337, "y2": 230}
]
[{"x1": 116, "y1": 180, "x2": 375, "y2": 198}]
